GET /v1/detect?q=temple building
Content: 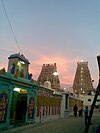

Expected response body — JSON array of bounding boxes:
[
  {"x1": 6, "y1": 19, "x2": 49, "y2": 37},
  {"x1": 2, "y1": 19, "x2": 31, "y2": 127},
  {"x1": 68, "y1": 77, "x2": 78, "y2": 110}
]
[
  {"x1": 73, "y1": 61, "x2": 94, "y2": 95},
  {"x1": 0, "y1": 53, "x2": 84, "y2": 130},
  {"x1": 0, "y1": 53, "x2": 62, "y2": 129},
  {"x1": 0, "y1": 53, "x2": 38, "y2": 129},
  {"x1": 37, "y1": 63, "x2": 61, "y2": 91}
]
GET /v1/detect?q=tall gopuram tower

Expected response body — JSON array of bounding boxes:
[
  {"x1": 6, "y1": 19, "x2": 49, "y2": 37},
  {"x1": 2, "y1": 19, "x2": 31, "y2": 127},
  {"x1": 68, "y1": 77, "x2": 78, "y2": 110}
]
[
  {"x1": 37, "y1": 63, "x2": 61, "y2": 91},
  {"x1": 73, "y1": 61, "x2": 93, "y2": 95}
]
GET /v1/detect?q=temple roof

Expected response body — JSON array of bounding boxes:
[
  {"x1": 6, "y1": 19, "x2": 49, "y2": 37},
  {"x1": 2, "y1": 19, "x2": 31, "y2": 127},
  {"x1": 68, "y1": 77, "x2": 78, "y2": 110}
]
[{"x1": 8, "y1": 53, "x2": 30, "y2": 64}]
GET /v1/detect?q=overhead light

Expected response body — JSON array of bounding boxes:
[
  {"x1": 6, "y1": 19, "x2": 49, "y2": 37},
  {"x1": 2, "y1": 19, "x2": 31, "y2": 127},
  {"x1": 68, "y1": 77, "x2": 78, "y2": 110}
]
[
  {"x1": 13, "y1": 87, "x2": 27, "y2": 93},
  {"x1": 81, "y1": 60, "x2": 83, "y2": 62},
  {"x1": 14, "y1": 87, "x2": 21, "y2": 92},
  {"x1": 20, "y1": 61, "x2": 25, "y2": 64},
  {"x1": 53, "y1": 72, "x2": 58, "y2": 76},
  {"x1": 81, "y1": 88, "x2": 82, "y2": 90}
]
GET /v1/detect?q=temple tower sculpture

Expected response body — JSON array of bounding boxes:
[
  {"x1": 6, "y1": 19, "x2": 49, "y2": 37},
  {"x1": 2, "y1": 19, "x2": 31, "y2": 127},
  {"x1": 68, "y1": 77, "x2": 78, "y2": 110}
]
[
  {"x1": 73, "y1": 61, "x2": 93, "y2": 95},
  {"x1": 37, "y1": 63, "x2": 61, "y2": 91},
  {"x1": 7, "y1": 53, "x2": 30, "y2": 79}
]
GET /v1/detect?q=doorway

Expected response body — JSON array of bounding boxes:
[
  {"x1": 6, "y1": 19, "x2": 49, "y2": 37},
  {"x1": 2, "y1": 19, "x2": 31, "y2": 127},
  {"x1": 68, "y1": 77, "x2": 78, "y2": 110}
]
[
  {"x1": 10, "y1": 88, "x2": 27, "y2": 124},
  {"x1": 16, "y1": 93, "x2": 27, "y2": 122}
]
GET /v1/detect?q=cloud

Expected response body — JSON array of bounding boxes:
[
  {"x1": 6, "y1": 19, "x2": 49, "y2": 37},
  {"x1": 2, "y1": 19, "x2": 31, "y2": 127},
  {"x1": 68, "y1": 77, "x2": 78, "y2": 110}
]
[
  {"x1": 24, "y1": 48, "x2": 81, "y2": 87},
  {"x1": 0, "y1": 47, "x2": 84, "y2": 88}
]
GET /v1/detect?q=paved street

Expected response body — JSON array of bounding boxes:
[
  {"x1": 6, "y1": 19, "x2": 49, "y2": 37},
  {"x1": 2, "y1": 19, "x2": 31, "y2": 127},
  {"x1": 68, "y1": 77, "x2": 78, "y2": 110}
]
[{"x1": 1, "y1": 113, "x2": 100, "y2": 133}]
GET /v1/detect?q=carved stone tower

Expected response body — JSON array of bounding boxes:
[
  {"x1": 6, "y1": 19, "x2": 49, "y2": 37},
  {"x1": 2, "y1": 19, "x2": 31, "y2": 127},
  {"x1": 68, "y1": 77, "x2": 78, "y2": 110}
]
[
  {"x1": 73, "y1": 61, "x2": 93, "y2": 95},
  {"x1": 7, "y1": 53, "x2": 30, "y2": 79},
  {"x1": 37, "y1": 63, "x2": 61, "y2": 91}
]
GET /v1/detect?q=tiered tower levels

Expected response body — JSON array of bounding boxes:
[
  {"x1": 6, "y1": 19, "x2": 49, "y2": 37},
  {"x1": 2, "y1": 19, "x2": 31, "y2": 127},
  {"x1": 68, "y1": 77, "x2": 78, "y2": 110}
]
[
  {"x1": 37, "y1": 63, "x2": 61, "y2": 91},
  {"x1": 73, "y1": 61, "x2": 93, "y2": 95}
]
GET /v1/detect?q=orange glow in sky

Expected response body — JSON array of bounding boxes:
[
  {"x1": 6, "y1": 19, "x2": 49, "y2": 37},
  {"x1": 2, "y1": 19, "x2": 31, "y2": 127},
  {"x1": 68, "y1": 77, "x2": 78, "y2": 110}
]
[
  {"x1": 0, "y1": 47, "x2": 98, "y2": 89},
  {"x1": 28, "y1": 52, "x2": 81, "y2": 87}
]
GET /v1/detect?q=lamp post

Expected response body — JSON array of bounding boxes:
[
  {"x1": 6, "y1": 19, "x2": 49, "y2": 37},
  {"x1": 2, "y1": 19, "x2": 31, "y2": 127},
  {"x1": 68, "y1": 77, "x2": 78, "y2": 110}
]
[{"x1": 84, "y1": 55, "x2": 100, "y2": 133}]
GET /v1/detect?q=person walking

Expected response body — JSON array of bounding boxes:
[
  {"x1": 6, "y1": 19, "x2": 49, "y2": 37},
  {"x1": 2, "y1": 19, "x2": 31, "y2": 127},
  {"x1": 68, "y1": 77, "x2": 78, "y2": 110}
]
[
  {"x1": 84, "y1": 106, "x2": 89, "y2": 126},
  {"x1": 73, "y1": 104, "x2": 78, "y2": 117}
]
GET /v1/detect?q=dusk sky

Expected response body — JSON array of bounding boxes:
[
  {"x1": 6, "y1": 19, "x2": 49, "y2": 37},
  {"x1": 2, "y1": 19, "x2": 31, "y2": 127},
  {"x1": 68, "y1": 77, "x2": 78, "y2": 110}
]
[{"x1": 0, "y1": 0, "x2": 100, "y2": 88}]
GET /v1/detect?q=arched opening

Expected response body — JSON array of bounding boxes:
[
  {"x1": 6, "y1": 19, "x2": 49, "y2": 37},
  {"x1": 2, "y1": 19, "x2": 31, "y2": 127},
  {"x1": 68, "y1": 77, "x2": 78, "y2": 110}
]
[{"x1": 10, "y1": 87, "x2": 27, "y2": 124}]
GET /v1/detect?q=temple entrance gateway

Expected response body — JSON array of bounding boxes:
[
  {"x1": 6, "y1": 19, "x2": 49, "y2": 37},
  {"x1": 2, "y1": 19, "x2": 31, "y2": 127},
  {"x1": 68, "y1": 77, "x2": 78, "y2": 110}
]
[
  {"x1": 15, "y1": 93, "x2": 27, "y2": 122},
  {"x1": 10, "y1": 88, "x2": 27, "y2": 124}
]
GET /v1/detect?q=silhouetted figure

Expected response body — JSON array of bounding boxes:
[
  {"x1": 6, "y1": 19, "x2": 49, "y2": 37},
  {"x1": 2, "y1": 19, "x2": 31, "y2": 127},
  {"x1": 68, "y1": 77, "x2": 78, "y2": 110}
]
[
  {"x1": 73, "y1": 104, "x2": 78, "y2": 117},
  {"x1": 28, "y1": 73, "x2": 32, "y2": 80},
  {"x1": 84, "y1": 106, "x2": 89, "y2": 126},
  {"x1": 96, "y1": 125, "x2": 100, "y2": 133},
  {"x1": 79, "y1": 108, "x2": 83, "y2": 117}
]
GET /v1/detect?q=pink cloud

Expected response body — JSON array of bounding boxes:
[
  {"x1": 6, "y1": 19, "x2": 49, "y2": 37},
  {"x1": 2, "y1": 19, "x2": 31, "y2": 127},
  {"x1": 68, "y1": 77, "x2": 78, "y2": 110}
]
[
  {"x1": 0, "y1": 48, "x2": 82, "y2": 88},
  {"x1": 0, "y1": 55, "x2": 8, "y2": 71},
  {"x1": 25, "y1": 49, "x2": 81, "y2": 87}
]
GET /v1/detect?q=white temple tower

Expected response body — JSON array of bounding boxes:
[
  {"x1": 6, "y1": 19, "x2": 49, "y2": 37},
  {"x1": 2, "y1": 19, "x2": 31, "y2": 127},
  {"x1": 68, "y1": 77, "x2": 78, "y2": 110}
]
[{"x1": 73, "y1": 61, "x2": 93, "y2": 95}]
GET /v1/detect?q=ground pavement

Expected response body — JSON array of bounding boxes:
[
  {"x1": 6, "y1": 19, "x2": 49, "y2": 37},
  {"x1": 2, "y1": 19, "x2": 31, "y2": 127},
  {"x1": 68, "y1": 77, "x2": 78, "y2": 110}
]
[{"x1": 1, "y1": 112, "x2": 100, "y2": 133}]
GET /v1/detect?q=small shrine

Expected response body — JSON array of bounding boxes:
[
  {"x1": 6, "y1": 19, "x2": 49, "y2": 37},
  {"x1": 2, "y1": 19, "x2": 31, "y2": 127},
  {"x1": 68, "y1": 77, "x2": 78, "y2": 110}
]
[
  {"x1": 8, "y1": 53, "x2": 30, "y2": 78},
  {"x1": 0, "y1": 53, "x2": 38, "y2": 130}
]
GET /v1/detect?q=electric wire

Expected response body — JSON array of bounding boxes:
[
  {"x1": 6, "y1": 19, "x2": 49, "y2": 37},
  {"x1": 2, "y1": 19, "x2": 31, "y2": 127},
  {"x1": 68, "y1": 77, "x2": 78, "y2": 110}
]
[
  {"x1": 1, "y1": 1, "x2": 41, "y2": 76},
  {"x1": 0, "y1": 48, "x2": 15, "y2": 54},
  {"x1": 30, "y1": 64, "x2": 40, "y2": 71},
  {"x1": 1, "y1": 0, "x2": 22, "y2": 53},
  {"x1": 0, "y1": 50, "x2": 40, "y2": 78},
  {"x1": 0, "y1": 48, "x2": 41, "y2": 76}
]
